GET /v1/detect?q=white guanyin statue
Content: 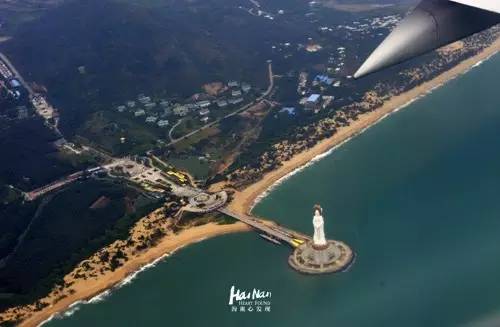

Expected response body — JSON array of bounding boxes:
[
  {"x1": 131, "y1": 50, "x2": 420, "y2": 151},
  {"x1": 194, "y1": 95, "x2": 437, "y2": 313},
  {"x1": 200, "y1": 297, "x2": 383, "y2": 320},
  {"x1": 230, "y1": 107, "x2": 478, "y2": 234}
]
[{"x1": 312, "y1": 206, "x2": 327, "y2": 246}]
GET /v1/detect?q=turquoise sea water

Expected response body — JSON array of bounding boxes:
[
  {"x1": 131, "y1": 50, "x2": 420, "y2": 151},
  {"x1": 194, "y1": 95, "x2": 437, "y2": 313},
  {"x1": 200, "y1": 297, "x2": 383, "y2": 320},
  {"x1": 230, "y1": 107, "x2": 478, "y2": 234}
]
[{"x1": 46, "y1": 54, "x2": 500, "y2": 327}]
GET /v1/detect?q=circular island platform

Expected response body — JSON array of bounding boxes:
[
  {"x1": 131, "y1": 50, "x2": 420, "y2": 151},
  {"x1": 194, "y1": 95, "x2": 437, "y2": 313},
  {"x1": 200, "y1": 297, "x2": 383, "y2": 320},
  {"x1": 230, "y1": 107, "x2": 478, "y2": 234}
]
[{"x1": 288, "y1": 239, "x2": 354, "y2": 274}]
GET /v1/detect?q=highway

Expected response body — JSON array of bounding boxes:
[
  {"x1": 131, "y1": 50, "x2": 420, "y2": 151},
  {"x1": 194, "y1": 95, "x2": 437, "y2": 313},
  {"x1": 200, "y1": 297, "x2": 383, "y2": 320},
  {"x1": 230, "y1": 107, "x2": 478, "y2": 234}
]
[{"x1": 24, "y1": 171, "x2": 84, "y2": 201}]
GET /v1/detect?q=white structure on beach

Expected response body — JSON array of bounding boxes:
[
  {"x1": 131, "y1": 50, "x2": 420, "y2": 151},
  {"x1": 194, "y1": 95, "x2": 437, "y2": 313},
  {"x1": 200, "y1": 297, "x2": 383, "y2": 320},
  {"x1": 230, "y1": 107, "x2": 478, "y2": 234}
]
[{"x1": 312, "y1": 206, "x2": 327, "y2": 247}]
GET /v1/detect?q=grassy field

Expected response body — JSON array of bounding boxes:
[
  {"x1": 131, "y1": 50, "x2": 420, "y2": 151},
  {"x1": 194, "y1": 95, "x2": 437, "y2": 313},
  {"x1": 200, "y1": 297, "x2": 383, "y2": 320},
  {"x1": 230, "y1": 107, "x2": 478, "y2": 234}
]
[{"x1": 77, "y1": 110, "x2": 168, "y2": 155}]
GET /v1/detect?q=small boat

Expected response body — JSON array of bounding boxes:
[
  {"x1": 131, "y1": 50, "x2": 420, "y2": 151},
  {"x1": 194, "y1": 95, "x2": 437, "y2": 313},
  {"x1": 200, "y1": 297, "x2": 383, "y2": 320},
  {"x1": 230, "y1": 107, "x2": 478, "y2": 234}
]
[{"x1": 259, "y1": 233, "x2": 282, "y2": 245}]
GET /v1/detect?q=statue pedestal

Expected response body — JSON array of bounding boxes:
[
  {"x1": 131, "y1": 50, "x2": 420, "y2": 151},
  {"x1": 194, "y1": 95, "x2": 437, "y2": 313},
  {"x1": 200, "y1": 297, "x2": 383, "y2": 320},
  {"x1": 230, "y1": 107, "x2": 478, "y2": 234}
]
[{"x1": 288, "y1": 239, "x2": 354, "y2": 274}]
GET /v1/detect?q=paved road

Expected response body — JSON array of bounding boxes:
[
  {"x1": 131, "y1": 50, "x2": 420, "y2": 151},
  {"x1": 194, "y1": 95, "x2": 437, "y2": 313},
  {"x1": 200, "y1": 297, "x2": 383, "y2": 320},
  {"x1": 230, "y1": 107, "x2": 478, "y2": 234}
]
[
  {"x1": 168, "y1": 118, "x2": 184, "y2": 142},
  {"x1": 25, "y1": 171, "x2": 83, "y2": 201},
  {"x1": 166, "y1": 62, "x2": 274, "y2": 146}
]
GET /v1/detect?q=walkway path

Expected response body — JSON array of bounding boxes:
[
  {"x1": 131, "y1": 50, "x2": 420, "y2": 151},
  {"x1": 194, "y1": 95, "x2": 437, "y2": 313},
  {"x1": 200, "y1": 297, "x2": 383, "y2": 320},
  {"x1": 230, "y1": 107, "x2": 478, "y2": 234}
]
[{"x1": 218, "y1": 207, "x2": 309, "y2": 247}]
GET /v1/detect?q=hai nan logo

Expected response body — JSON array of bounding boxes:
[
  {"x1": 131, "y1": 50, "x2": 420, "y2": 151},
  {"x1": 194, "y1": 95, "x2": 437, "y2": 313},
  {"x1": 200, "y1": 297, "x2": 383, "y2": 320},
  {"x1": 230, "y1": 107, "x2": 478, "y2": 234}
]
[{"x1": 228, "y1": 285, "x2": 272, "y2": 313}]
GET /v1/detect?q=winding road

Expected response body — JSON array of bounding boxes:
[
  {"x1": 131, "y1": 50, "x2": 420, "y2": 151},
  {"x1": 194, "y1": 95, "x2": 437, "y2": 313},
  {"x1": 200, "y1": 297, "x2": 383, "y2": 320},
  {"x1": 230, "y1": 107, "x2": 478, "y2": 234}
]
[{"x1": 168, "y1": 118, "x2": 184, "y2": 142}]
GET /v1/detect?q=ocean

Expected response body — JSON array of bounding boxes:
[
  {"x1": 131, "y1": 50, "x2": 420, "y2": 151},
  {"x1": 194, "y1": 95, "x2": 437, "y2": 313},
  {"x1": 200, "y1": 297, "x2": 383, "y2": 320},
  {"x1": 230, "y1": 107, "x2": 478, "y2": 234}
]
[{"x1": 44, "y1": 53, "x2": 500, "y2": 327}]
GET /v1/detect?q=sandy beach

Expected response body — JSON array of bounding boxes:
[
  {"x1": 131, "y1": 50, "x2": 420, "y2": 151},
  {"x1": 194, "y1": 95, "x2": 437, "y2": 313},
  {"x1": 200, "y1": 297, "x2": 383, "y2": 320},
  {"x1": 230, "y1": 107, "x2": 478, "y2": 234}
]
[
  {"x1": 2, "y1": 222, "x2": 250, "y2": 327},
  {"x1": 228, "y1": 37, "x2": 500, "y2": 216},
  {"x1": 3, "y1": 36, "x2": 500, "y2": 327}
]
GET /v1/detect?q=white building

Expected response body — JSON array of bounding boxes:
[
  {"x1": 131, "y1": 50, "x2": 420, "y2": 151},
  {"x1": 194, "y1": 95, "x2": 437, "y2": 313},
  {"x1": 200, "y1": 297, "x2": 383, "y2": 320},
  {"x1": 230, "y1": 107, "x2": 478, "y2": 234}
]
[
  {"x1": 173, "y1": 105, "x2": 189, "y2": 116},
  {"x1": 228, "y1": 97, "x2": 243, "y2": 105},
  {"x1": 146, "y1": 116, "x2": 158, "y2": 123},
  {"x1": 157, "y1": 120, "x2": 169, "y2": 127},
  {"x1": 145, "y1": 103, "x2": 156, "y2": 110},
  {"x1": 197, "y1": 100, "x2": 211, "y2": 108},
  {"x1": 242, "y1": 83, "x2": 251, "y2": 93},
  {"x1": 231, "y1": 90, "x2": 242, "y2": 97},
  {"x1": 134, "y1": 109, "x2": 146, "y2": 117},
  {"x1": 305, "y1": 94, "x2": 321, "y2": 110},
  {"x1": 217, "y1": 100, "x2": 228, "y2": 108},
  {"x1": 138, "y1": 96, "x2": 151, "y2": 104},
  {"x1": 0, "y1": 61, "x2": 13, "y2": 79}
]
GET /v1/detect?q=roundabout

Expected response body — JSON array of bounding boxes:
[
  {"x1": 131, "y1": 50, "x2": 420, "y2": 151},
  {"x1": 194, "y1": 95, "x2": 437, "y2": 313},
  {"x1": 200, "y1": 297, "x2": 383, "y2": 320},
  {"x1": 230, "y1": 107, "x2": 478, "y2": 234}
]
[
  {"x1": 288, "y1": 239, "x2": 353, "y2": 274},
  {"x1": 288, "y1": 205, "x2": 354, "y2": 274},
  {"x1": 185, "y1": 191, "x2": 228, "y2": 212}
]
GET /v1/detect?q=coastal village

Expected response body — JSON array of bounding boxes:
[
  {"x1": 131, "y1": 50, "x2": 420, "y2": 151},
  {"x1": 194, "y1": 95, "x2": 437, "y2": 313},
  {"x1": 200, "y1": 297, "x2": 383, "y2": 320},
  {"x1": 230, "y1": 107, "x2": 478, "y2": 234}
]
[
  {"x1": 2, "y1": 2, "x2": 500, "y2": 325},
  {"x1": 113, "y1": 80, "x2": 254, "y2": 134}
]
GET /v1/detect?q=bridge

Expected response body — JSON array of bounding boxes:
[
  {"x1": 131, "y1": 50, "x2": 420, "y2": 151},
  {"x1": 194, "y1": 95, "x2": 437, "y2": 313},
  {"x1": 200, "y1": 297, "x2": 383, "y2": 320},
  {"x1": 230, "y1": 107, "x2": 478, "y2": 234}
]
[{"x1": 218, "y1": 208, "x2": 310, "y2": 247}]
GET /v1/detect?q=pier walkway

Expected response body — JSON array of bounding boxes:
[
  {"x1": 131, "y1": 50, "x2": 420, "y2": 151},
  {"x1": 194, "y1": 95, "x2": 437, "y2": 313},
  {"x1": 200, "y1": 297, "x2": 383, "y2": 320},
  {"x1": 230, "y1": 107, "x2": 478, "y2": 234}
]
[{"x1": 218, "y1": 208, "x2": 310, "y2": 247}]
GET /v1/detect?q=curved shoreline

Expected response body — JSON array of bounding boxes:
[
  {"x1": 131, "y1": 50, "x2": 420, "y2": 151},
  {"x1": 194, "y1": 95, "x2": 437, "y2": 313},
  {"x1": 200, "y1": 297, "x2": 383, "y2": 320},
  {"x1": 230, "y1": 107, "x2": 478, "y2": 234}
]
[
  {"x1": 2, "y1": 38, "x2": 500, "y2": 327},
  {"x1": 7, "y1": 222, "x2": 250, "y2": 327},
  {"x1": 227, "y1": 39, "x2": 500, "y2": 216}
]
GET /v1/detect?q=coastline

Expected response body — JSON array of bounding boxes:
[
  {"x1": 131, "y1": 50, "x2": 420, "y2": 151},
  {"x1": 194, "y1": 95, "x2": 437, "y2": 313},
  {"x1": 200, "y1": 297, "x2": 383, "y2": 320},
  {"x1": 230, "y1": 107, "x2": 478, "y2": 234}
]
[
  {"x1": 3, "y1": 37, "x2": 500, "y2": 327},
  {"x1": 7, "y1": 222, "x2": 250, "y2": 327},
  {"x1": 227, "y1": 37, "x2": 500, "y2": 216}
]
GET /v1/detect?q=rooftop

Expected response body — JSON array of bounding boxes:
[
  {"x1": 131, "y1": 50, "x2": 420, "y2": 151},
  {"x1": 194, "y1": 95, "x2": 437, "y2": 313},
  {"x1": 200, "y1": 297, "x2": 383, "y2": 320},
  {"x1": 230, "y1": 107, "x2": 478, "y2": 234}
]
[{"x1": 307, "y1": 94, "x2": 321, "y2": 103}]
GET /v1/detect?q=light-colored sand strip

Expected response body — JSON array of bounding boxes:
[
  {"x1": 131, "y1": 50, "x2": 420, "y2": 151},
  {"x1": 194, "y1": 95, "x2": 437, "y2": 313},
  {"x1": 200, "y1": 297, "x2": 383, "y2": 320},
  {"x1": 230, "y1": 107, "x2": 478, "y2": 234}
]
[
  {"x1": 227, "y1": 37, "x2": 500, "y2": 216},
  {"x1": 6, "y1": 223, "x2": 250, "y2": 327}
]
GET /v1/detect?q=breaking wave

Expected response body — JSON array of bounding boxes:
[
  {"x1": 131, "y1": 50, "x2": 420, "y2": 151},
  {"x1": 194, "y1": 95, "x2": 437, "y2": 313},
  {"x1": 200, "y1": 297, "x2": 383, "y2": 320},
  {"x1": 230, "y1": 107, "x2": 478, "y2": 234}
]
[
  {"x1": 250, "y1": 51, "x2": 498, "y2": 211},
  {"x1": 37, "y1": 240, "x2": 207, "y2": 326}
]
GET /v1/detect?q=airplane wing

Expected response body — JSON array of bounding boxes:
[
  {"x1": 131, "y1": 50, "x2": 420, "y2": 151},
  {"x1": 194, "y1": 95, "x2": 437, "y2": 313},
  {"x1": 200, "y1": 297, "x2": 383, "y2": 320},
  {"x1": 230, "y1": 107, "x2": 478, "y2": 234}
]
[
  {"x1": 354, "y1": 0, "x2": 500, "y2": 79},
  {"x1": 449, "y1": 1, "x2": 500, "y2": 14}
]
